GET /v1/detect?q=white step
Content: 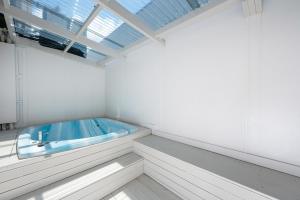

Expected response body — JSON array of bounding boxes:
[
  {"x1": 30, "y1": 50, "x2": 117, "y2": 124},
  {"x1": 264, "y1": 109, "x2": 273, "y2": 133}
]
[
  {"x1": 134, "y1": 135, "x2": 300, "y2": 200},
  {"x1": 16, "y1": 153, "x2": 143, "y2": 200},
  {"x1": 102, "y1": 175, "x2": 182, "y2": 200},
  {"x1": 0, "y1": 127, "x2": 150, "y2": 200}
]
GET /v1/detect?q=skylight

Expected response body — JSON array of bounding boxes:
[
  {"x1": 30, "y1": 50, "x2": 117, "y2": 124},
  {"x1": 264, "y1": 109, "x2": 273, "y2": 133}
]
[
  {"x1": 85, "y1": 9, "x2": 144, "y2": 49},
  {"x1": 10, "y1": 0, "x2": 95, "y2": 33},
  {"x1": 5, "y1": 0, "x2": 214, "y2": 64},
  {"x1": 116, "y1": 0, "x2": 151, "y2": 14},
  {"x1": 116, "y1": 0, "x2": 209, "y2": 31},
  {"x1": 67, "y1": 43, "x2": 107, "y2": 62},
  {"x1": 14, "y1": 19, "x2": 70, "y2": 51}
]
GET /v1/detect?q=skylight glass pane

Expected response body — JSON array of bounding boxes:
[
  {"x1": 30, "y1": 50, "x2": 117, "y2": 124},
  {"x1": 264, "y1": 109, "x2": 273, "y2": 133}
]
[
  {"x1": 67, "y1": 43, "x2": 107, "y2": 62},
  {"x1": 84, "y1": 9, "x2": 144, "y2": 49},
  {"x1": 116, "y1": 0, "x2": 209, "y2": 31},
  {"x1": 10, "y1": 0, "x2": 95, "y2": 33},
  {"x1": 14, "y1": 19, "x2": 70, "y2": 51}
]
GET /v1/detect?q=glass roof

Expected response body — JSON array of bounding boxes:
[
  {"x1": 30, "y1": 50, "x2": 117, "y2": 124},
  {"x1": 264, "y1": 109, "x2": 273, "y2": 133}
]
[
  {"x1": 14, "y1": 19, "x2": 70, "y2": 51},
  {"x1": 67, "y1": 43, "x2": 107, "y2": 62},
  {"x1": 85, "y1": 9, "x2": 144, "y2": 49},
  {"x1": 10, "y1": 0, "x2": 95, "y2": 33},
  {"x1": 116, "y1": 0, "x2": 209, "y2": 31},
  {"x1": 8, "y1": 0, "x2": 212, "y2": 63}
]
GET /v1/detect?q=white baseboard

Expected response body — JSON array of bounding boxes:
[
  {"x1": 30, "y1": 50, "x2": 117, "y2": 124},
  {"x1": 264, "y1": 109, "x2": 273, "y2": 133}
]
[{"x1": 152, "y1": 130, "x2": 300, "y2": 177}]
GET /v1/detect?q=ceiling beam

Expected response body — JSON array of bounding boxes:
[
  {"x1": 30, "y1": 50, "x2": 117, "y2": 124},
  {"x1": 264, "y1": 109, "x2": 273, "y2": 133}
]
[
  {"x1": 104, "y1": 0, "x2": 239, "y2": 66},
  {"x1": 242, "y1": 0, "x2": 262, "y2": 17},
  {"x1": 64, "y1": 4, "x2": 102, "y2": 52},
  {"x1": 97, "y1": 0, "x2": 164, "y2": 45},
  {"x1": 2, "y1": 0, "x2": 15, "y2": 42},
  {"x1": 15, "y1": 36, "x2": 103, "y2": 67},
  {"x1": 0, "y1": 5, "x2": 119, "y2": 58}
]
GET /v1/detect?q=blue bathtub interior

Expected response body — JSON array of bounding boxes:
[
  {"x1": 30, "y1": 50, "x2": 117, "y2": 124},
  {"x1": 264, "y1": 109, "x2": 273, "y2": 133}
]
[{"x1": 17, "y1": 118, "x2": 138, "y2": 159}]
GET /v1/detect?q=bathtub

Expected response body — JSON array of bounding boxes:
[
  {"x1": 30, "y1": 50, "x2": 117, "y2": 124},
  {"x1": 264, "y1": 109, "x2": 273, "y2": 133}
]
[{"x1": 17, "y1": 118, "x2": 138, "y2": 159}]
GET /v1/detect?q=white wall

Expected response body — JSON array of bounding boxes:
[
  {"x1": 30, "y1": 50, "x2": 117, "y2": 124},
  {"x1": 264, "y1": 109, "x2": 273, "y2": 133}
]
[
  {"x1": 17, "y1": 46, "x2": 105, "y2": 127},
  {"x1": 105, "y1": 0, "x2": 300, "y2": 176},
  {"x1": 0, "y1": 42, "x2": 16, "y2": 123}
]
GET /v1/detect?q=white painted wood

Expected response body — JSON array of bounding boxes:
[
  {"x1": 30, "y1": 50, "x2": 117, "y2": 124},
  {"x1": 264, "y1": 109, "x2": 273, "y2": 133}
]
[
  {"x1": 136, "y1": 175, "x2": 182, "y2": 200},
  {"x1": 111, "y1": 0, "x2": 237, "y2": 60},
  {"x1": 0, "y1": 5, "x2": 119, "y2": 58},
  {"x1": 153, "y1": 130, "x2": 300, "y2": 178},
  {"x1": 242, "y1": 0, "x2": 263, "y2": 17},
  {"x1": 105, "y1": 0, "x2": 300, "y2": 176},
  {"x1": 134, "y1": 135, "x2": 300, "y2": 200},
  {"x1": 0, "y1": 127, "x2": 150, "y2": 199},
  {"x1": 145, "y1": 160, "x2": 220, "y2": 200},
  {"x1": 0, "y1": 42, "x2": 16, "y2": 124},
  {"x1": 0, "y1": 130, "x2": 17, "y2": 160},
  {"x1": 2, "y1": 0, "x2": 15, "y2": 42},
  {"x1": 97, "y1": 0, "x2": 164, "y2": 45},
  {"x1": 64, "y1": 4, "x2": 103, "y2": 52},
  {"x1": 138, "y1": 148, "x2": 241, "y2": 200},
  {"x1": 15, "y1": 153, "x2": 143, "y2": 200},
  {"x1": 103, "y1": 175, "x2": 182, "y2": 200},
  {"x1": 0, "y1": 127, "x2": 149, "y2": 171},
  {"x1": 144, "y1": 163, "x2": 199, "y2": 200},
  {"x1": 14, "y1": 37, "x2": 101, "y2": 67},
  {"x1": 76, "y1": 163, "x2": 143, "y2": 200},
  {"x1": 0, "y1": 143, "x2": 132, "y2": 192}
]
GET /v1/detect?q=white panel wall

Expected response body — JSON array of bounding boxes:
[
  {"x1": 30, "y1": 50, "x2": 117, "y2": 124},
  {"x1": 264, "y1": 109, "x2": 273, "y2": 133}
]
[
  {"x1": 17, "y1": 46, "x2": 105, "y2": 127},
  {"x1": 0, "y1": 42, "x2": 16, "y2": 123},
  {"x1": 105, "y1": 0, "x2": 300, "y2": 175}
]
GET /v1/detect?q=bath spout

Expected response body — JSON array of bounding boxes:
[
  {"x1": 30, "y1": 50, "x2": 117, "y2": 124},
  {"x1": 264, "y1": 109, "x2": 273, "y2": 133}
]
[{"x1": 38, "y1": 131, "x2": 44, "y2": 147}]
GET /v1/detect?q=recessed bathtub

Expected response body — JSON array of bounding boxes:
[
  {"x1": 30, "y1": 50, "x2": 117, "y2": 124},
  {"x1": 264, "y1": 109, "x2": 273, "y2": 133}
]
[{"x1": 17, "y1": 118, "x2": 138, "y2": 159}]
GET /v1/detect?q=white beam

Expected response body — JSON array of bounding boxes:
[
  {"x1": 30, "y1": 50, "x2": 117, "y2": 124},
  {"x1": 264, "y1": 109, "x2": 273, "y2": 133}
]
[
  {"x1": 2, "y1": 0, "x2": 15, "y2": 42},
  {"x1": 0, "y1": 5, "x2": 119, "y2": 57},
  {"x1": 15, "y1": 36, "x2": 103, "y2": 67},
  {"x1": 104, "y1": 0, "x2": 239, "y2": 66},
  {"x1": 64, "y1": 4, "x2": 102, "y2": 52},
  {"x1": 97, "y1": 0, "x2": 164, "y2": 45},
  {"x1": 242, "y1": 0, "x2": 263, "y2": 17}
]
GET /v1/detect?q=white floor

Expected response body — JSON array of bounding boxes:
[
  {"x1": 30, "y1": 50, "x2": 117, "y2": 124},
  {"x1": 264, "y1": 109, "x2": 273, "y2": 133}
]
[
  {"x1": 0, "y1": 130, "x2": 18, "y2": 167},
  {"x1": 102, "y1": 175, "x2": 182, "y2": 200}
]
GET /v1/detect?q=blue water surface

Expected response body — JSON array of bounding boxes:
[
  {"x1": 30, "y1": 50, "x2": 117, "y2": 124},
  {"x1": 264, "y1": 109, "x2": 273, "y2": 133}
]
[{"x1": 17, "y1": 118, "x2": 138, "y2": 159}]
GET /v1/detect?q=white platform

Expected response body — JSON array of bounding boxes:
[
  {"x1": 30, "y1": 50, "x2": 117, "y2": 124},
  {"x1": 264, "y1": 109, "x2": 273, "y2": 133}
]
[
  {"x1": 16, "y1": 153, "x2": 144, "y2": 200},
  {"x1": 103, "y1": 174, "x2": 182, "y2": 200},
  {"x1": 134, "y1": 135, "x2": 300, "y2": 200},
  {"x1": 0, "y1": 127, "x2": 150, "y2": 199}
]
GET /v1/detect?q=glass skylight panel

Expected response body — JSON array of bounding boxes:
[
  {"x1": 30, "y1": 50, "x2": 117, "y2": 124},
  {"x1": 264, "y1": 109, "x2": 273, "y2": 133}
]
[
  {"x1": 116, "y1": 0, "x2": 209, "y2": 31},
  {"x1": 67, "y1": 43, "x2": 107, "y2": 62},
  {"x1": 84, "y1": 9, "x2": 144, "y2": 49},
  {"x1": 10, "y1": 0, "x2": 95, "y2": 33},
  {"x1": 14, "y1": 19, "x2": 70, "y2": 51}
]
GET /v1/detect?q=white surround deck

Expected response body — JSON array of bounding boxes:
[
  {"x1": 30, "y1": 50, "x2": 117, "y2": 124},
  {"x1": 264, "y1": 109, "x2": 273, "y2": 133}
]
[
  {"x1": 103, "y1": 175, "x2": 182, "y2": 200},
  {"x1": 2, "y1": 130, "x2": 300, "y2": 199},
  {"x1": 0, "y1": 126, "x2": 150, "y2": 199},
  {"x1": 134, "y1": 135, "x2": 300, "y2": 200}
]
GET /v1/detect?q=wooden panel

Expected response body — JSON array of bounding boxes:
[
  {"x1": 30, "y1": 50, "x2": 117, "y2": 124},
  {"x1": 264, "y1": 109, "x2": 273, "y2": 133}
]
[
  {"x1": 103, "y1": 175, "x2": 182, "y2": 200},
  {"x1": 16, "y1": 153, "x2": 143, "y2": 200},
  {"x1": 134, "y1": 136, "x2": 280, "y2": 200},
  {"x1": 78, "y1": 162, "x2": 143, "y2": 200},
  {"x1": 136, "y1": 175, "x2": 182, "y2": 200},
  {"x1": 0, "y1": 128, "x2": 150, "y2": 199},
  {"x1": 0, "y1": 127, "x2": 150, "y2": 172},
  {"x1": 0, "y1": 143, "x2": 132, "y2": 194},
  {"x1": 137, "y1": 145, "x2": 241, "y2": 199},
  {"x1": 145, "y1": 160, "x2": 219, "y2": 200},
  {"x1": 0, "y1": 43, "x2": 16, "y2": 123}
]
